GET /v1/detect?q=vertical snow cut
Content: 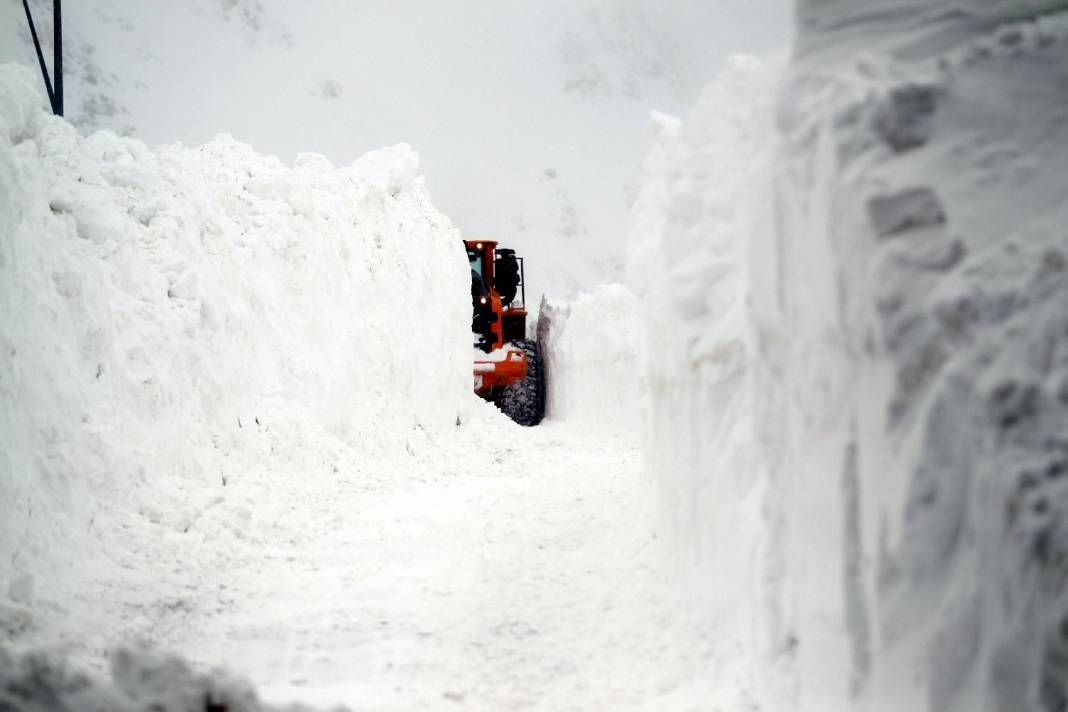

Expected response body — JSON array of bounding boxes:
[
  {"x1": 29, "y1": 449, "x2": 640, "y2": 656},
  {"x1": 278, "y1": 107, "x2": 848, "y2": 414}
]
[
  {"x1": 626, "y1": 53, "x2": 785, "y2": 702},
  {"x1": 538, "y1": 285, "x2": 644, "y2": 433},
  {"x1": 630, "y1": 5, "x2": 1068, "y2": 712},
  {"x1": 775, "y1": 6, "x2": 1068, "y2": 711}
]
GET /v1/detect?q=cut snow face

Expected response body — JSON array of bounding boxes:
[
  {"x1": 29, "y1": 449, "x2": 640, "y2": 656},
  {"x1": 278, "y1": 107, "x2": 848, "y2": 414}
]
[
  {"x1": 623, "y1": 6, "x2": 1068, "y2": 712},
  {"x1": 772, "y1": 10, "x2": 1068, "y2": 710},
  {"x1": 538, "y1": 285, "x2": 644, "y2": 434},
  {"x1": 624, "y1": 52, "x2": 785, "y2": 700}
]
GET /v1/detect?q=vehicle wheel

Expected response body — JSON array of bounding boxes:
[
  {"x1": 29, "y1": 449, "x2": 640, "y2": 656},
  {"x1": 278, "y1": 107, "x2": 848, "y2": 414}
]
[{"x1": 493, "y1": 339, "x2": 545, "y2": 426}]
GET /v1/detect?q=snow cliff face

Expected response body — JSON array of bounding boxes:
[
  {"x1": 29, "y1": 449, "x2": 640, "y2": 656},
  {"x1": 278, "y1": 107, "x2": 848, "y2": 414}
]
[
  {"x1": 625, "y1": 55, "x2": 785, "y2": 704},
  {"x1": 632, "y1": 4, "x2": 1068, "y2": 711},
  {"x1": 776, "y1": 7, "x2": 1068, "y2": 711},
  {"x1": 0, "y1": 62, "x2": 472, "y2": 612}
]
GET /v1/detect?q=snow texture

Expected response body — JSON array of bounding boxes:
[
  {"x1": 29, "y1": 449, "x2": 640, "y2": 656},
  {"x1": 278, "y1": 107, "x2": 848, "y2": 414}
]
[{"x1": 629, "y1": 5, "x2": 1068, "y2": 711}]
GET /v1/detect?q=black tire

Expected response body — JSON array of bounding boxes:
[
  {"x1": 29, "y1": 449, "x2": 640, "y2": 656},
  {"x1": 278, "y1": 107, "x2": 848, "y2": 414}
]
[{"x1": 492, "y1": 339, "x2": 546, "y2": 427}]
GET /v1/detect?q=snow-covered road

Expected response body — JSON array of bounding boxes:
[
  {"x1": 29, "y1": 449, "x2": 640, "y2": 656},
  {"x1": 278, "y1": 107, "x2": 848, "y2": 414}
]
[{"x1": 31, "y1": 421, "x2": 742, "y2": 711}]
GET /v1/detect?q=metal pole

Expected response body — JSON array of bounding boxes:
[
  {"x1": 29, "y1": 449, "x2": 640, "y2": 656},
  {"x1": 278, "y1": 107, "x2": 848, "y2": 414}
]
[
  {"x1": 519, "y1": 257, "x2": 526, "y2": 308},
  {"x1": 53, "y1": 0, "x2": 62, "y2": 117},
  {"x1": 20, "y1": 0, "x2": 57, "y2": 113}
]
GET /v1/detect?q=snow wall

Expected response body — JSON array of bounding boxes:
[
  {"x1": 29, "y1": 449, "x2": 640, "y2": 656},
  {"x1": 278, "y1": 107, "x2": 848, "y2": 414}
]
[
  {"x1": 630, "y1": 7, "x2": 1068, "y2": 712},
  {"x1": 0, "y1": 63, "x2": 472, "y2": 601},
  {"x1": 625, "y1": 55, "x2": 784, "y2": 703},
  {"x1": 538, "y1": 285, "x2": 643, "y2": 433}
]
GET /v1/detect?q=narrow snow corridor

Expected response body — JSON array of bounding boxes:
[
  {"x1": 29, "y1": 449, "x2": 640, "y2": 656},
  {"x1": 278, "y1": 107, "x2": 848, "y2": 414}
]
[
  {"x1": 33, "y1": 424, "x2": 732, "y2": 711},
  {"x1": 5, "y1": 1, "x2": 1068, "y2": 709}
]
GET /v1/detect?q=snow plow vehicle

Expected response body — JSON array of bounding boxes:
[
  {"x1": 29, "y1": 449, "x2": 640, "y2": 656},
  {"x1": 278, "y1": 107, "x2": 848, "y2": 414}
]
[{"x1": 468, "y1": 239, "x2": 545, "y2": 426}]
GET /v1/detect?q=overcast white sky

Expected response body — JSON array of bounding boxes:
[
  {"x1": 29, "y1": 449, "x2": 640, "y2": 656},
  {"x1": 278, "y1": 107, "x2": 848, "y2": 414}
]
[{"x1": 2, "y1": 0, "x2": 794, "y2": 298}]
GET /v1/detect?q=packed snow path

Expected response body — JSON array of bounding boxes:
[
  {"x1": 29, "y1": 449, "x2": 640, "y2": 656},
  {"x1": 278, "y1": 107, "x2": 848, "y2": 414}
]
[{"x1": 35, "y1": 423, "x2": 735, "y2": 711}]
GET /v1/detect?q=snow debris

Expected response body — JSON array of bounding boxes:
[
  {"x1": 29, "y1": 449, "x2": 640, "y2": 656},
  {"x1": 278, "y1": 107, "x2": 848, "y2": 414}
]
[{"x1": 0, "y1": 644, "x2": 346, "y2": 712}]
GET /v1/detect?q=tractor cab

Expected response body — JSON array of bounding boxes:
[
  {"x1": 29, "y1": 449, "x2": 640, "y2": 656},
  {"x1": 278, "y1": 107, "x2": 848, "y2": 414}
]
[
  {"x1": 467, "y1": 240, "x2": 528, "y2": 351},
  {"x1": 465, "y1": 239, "x2": 545, "y2": 426}
]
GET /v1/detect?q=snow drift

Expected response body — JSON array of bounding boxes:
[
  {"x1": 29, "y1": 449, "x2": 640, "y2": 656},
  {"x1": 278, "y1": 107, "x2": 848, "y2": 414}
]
[
  {"x1": 0, "y1": 61, "x2": 473, "y2": 636},
  {"x1": 633, "y1": 6, "x2": 1068, "y2": 712}
]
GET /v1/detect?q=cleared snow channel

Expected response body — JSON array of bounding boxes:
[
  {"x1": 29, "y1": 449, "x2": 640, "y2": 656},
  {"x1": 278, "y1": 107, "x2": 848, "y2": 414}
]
[{"x1": 0, "y1": 61, "x2": 744, "y2": 711}]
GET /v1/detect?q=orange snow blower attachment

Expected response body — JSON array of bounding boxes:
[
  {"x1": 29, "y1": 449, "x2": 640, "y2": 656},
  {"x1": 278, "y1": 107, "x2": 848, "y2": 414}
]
[
  {"x1": 467, "y1": 239, "x2": 545, "y2": 425},
  {"x1": 473, "y1": 347, "x2": 527, "y2": 395}
]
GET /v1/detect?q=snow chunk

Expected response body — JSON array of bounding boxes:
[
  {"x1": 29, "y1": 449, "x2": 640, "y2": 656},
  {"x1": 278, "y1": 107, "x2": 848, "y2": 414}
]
[
  {"x1": 867, "y1": 186, "x2": 946, "y2": 238},
  {"x1": 349, "y1": 143, "x2": 421, "y2": 196},
  {"x1": 0, "y1": 645, "x2": 347, "y2": 711}
]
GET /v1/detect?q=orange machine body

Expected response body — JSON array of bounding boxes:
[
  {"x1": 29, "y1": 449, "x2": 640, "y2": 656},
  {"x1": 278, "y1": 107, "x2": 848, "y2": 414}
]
[{"x1": 468, "y1": 239, "x2": 528, "y2": 395}]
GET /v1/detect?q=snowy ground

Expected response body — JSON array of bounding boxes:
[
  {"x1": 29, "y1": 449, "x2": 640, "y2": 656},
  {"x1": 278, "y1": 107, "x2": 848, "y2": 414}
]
[{"x1": 15, "y1": 422, "x2": 750, "y2": 712}]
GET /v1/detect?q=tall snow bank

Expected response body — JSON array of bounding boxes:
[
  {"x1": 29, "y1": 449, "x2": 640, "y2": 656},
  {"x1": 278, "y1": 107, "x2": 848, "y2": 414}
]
[
  {"x1": 0, "y1": 62, "x2": 470, "y2": 596},
  {"x1": 633, "y1": 7, "x2": 1068, "y2": 712},
  {"x1": 770, "y1": 9, "x2": 1068, "y2": 711},
  {"x1": 538, "y1": 285, "x2": 644, "y2": 433},
  {"x1": 627, "y1": 54, "x2": 782, "y2": 647}
]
